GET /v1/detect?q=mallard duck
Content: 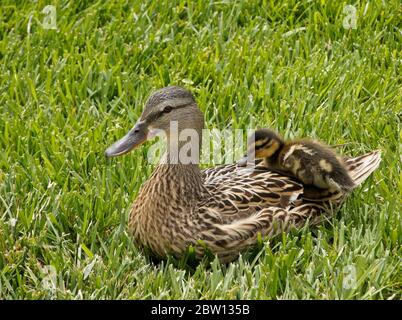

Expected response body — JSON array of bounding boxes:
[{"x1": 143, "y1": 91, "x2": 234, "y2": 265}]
[
  {"x1": 105, "y1": 86, "x2": 381, "y2": 263},
  {"x1": 242, "y1": 129, "x2": 355, "y2": 192}
]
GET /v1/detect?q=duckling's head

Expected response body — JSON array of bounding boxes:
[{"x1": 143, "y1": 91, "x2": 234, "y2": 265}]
[
  {"x1": 105, "y1": 86, "x2": 204, "y2": 157},
  {"x1": 248, "y1": 129, "x2": 284, "y2": 159}
]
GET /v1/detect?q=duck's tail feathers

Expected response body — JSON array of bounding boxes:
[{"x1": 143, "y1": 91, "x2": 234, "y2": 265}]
[{"x1": 344, "y1": 150, "x2": 382, "y2": 186}]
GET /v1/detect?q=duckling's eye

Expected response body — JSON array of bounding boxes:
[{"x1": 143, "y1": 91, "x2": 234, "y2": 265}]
[{"x1": 163, "y1": 105, "x2": 173, "y2": 113}]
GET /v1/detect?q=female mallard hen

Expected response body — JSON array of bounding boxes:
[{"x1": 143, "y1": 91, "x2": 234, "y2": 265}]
[{"x1": 105, "y1": 86, "x2": 381, "y2": 263}]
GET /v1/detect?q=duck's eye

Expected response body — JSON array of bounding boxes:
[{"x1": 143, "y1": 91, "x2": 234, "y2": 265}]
[{"x1": 163, "y1": 105, "x2": 173, "y2": 113}]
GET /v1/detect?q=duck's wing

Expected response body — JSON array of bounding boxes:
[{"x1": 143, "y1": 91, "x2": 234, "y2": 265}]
[
  {"x1": 201, "y1": 159, "x2": 266, "y2": 183},
  {"x1": 201, "y1": 163, "x2": 238, "y2": 182},
  {"x1": 195, "y1": 151, "x2": 381, "y2": 262},
  {"x1": 198, "y1": 164, "x2": 326, "y2": 239},
  {"x1": 194, "y1": 203, "x2": 327, "y2": 263},
  {"x1": 201, "y1": 150, "x2": 381, "y2": 210},
  {"x1": 344, "y1": 150, "x2": 381, "y2": 186},
  {"x1": 201, "y1": 164, "x2": 304, "y2": 215}
]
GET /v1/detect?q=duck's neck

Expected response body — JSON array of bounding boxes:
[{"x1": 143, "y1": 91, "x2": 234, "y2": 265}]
[
  {"x1": 157, "y1": 129, "x2": 204, "y2": 199},
  {"x1": 152, "y1": 163, "x2": 204, "y2": 201}
]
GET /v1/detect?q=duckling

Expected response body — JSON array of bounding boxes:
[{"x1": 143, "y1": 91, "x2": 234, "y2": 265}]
[{"x1": 246, "y1": 129, "x2": 355, "y2": 192}]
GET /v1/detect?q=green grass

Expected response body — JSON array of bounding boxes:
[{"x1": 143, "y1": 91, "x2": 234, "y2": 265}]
[{"x1": 0, "y1": 0, "x2": 401, "y2": 299}]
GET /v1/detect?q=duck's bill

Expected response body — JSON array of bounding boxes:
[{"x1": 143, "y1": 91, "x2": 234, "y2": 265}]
[{"x1": 105, "y1": 121, "x2": 148, "y2": 158}]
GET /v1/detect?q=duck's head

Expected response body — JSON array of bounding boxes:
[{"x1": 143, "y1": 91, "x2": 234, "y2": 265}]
[
  {"x1": 248, "y1": 129, "x2": 284, "y2": 159},
  {"x1": 105, "y1": 86, "x2": 204, "y2": 158}
]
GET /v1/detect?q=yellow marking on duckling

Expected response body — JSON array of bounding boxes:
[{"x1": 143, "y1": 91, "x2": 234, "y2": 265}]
[
  {"x1": 319, "y1": 159, "x2": 333, "y2": 172},
  {"x1": 297, "y1": 145, "x2": 315, "y2": 155},
  {"x1": 283, "y1": 144, "x2": 315, "y2": 161},
  {"x1": 255, "y1": 140, "x2": 281, "y2": 158},
  {"x1": 254, "y1": 138, "x2": 269, "y2": 148},
  {"x1": 282, "y1": 145, "x2": 296, "y2": 161}
]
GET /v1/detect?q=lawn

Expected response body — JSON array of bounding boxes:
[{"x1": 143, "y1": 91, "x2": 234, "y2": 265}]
[{"x1": 0, "y1": 0, "x2": 401, "y2": 299}]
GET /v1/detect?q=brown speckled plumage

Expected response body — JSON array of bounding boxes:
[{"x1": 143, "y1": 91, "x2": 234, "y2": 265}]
[{"x1": 106, "y1": 87, "x2": 381, "y2": 263}]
